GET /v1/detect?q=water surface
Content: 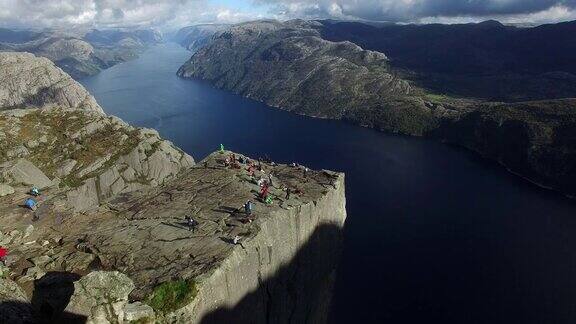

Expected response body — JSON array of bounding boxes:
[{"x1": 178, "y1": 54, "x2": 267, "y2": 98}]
[{"x1": 81, "y1": 43, "x2": 576, "y2": 324}]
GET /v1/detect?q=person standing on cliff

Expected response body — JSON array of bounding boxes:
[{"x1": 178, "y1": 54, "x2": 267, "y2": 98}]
[
  {"x1": 268, "y1": 172, "x2": 273, "y2": 187},
  {"x1": 244, "y1": 201, "x2": 253, "y2": 216},
  {"x1": 185, "y1": 215, "x2": 197, "y2": 232},
  {"x1": 285, "y1": 187, "x2": 291, "y2": 200}
]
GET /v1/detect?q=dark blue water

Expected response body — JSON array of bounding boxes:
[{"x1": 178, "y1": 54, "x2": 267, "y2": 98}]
[{"x1": 81, "y1": 43, "x2": 576, "y2": 324}]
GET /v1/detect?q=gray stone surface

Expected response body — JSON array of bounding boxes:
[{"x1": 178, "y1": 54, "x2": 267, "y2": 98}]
[
  {"x1": 0, "y1": 52, "x2": 103, "y2": 113},
  {"x1": 0, "y1": 159, "x2": 53, "y2": 188},
  {"x1": 124, "y1": 302, "x2": 155, "y2": 322},
  {"x1": 65, "y1": 271, "x2": 135, "y2": 323},
  {"x1": 0, "y1": 183, "x2": 14, "y2": 196}
]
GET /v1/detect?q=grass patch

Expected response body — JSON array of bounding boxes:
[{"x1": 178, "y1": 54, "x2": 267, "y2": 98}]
[
  {"x1": 425, "y1": 93, "x2": 450, "y2": 103},
  {"x1": 145, "y1": 279, "x2": 198, "y2": 314}
]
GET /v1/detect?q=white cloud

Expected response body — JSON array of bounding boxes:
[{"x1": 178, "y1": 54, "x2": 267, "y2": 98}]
[
  {"x1": 0, "y1": 0, "x2": 263, "y2": 30},
  {"x1": 0, "y1": 0, "x2": 575, "y2": 29},
  {"x1": 255, "y1": 0, "x2": 576, "y2": 24}
]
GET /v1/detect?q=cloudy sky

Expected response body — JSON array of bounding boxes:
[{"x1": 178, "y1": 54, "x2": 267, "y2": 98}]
[{"x1": 1, "y1": 0, "x2": 575, "y2": 30}]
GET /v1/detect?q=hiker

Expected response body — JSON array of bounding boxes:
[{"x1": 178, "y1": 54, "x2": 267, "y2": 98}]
[
  {"x1": 247, "y1": 165, "x2": 255, "y2": 177},
  {"x1": 260, "y1": 182, "x2": 270, "y2": 200},
  {"x1": 265, "y1": 196, "x2": 273, "y2": 205},
  {"x1": 220, "y1": 144, "x2": 225, "y2": 153},
  {"x1": 244, "y1": 201, "x2": 253, "y2": 216},
  {"x1": 0, "y1": 246, "x2": 7, "y2": 262},
  {"x1": 268, "y1": 173, "x2": 273, "y2": 187},
  {"x1": 285, "y1": 187, "x2": 291, "y2": 199},
  {"x1": 233, "y1": 235, "x2": 245, "y2": 249},
  {"x1": 30, "y1": 187, "x2": 40, "y2": 196},
  {"x1": 24, "y1": 198, "x2": 37, "y2": 211},
  {"x1": 303, "y1": 167, "x2": 309, "y2": 178},
  {"x1": 184, "y1": 215, "x2": 197, "y2": 232}
]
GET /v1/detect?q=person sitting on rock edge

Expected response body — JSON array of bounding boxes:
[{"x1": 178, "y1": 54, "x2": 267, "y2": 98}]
[{"x1": 233, "y1": 235, "x2": 245, "y2": 249}]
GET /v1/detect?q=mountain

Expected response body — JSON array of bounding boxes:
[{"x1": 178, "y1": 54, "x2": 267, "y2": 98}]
[
  {"x1": 177, "y1": 19, "x2": 576, "y2": 196},
  {"x1": 174, "y1": 24, "x2": 229, "y2": 52},
  {"x1": 0, "y1": 51, "x2": 345, "y2": 323},
  {"x1": 320, "y1": 20, "x2": 576, "y2": 101},
  {"x1": 0, "y1": 28, "x2": 163, "y2": 79},
  {"x1": 178, "y1": 20, "x2": 471, "y2": 136},
  {"x1": 0, "y1": 52, "x2": 102, "y2": 113}
]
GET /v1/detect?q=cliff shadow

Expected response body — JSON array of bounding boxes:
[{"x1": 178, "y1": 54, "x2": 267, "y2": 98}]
[
  {"x1": 201, "y1": 223, "x2": 344, "y2": 324},
  {"x1": 0, "y1": 271, "x2": 88, "y2": 324}
]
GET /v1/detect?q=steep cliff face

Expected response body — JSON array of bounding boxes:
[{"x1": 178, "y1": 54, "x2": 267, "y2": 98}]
[
  {"x1": 166, "y1": 158, "x2": 346, "y2": 323},
  {"x1": 178, "y1": 19, "x2": 576, "y2": 197},
  {"x1": 178, "y1": 20, "x2": 468, "y2": 136},
  {"x1": 438, "y1": 99, "x2": 576, "y2": 196},
  {"x1": 0, "y1": 152, "x2": 346, "y2": 323},
  {"x1": 0, "y1": 52, "x2": 103, "y2": 113},
  {"x1": 0, "y1": 51, "x2": 345, "y2": 323}
]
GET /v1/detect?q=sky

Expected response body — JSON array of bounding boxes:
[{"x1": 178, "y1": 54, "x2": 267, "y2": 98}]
[{"x1": 1, "y1": 0, "x2": 576, "y2": 30}]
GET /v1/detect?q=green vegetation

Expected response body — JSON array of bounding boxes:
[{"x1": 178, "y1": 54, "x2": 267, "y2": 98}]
[
  {"x1": 145, "y1": 279, "x2": 198, "y2": 314},
  {"x1": 425, "y1": 93, "x2": 450, "y2": 103}
]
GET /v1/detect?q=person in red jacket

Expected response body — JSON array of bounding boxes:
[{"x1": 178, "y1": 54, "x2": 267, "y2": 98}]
[{"x1": 0, "y1": 247, "x2": 7, "y2": 262}]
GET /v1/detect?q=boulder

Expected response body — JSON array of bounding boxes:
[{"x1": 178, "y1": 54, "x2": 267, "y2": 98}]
[
  {"x1": 65, "y1": 271, "x2": 135, "y2": 323},
  {"x1": 123, "y1": 302, "x2": 155, "y2": 322},
  {"x1": 0, "y1": 184, "x2": 14, "y2": 197},
  {"x1": 1, "y1": 159, "x2": 52, "y2": 189},
  {"x1": 56, "y1": 159, "x2": 78, "y2": 177},
  {"x1": 66, "y1": 178, "x2": 99, "y2": 212}
]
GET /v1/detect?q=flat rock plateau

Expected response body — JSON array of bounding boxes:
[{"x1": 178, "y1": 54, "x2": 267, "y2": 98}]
[{"x1": 0, "y1": 51, "x2": 347, "y2": 323}]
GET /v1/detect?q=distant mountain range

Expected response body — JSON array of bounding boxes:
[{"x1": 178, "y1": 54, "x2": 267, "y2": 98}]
[
  {"x1": 173, "y1": 24, "x2": 229, "y2": 52},
  {"x1": 320, "y1": 20, "x2": 576, "y2": 101},
  {"x1": 176, "y1": 19, "x2": 576, "y2": 197},
  {"x1": 0, "y1": 28, "x2": 163, "y2": 79}
]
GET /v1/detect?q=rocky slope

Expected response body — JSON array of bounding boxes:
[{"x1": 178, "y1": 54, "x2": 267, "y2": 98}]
[
  {"x1": 178, "y1": 19, "x2": 576, "y2": 197},
  {"x1": 174, "y1": 24, "x2": 229, "y2": 52},
  {"x1": 437, "y1": 99, "x2": 576, "y2": 196},
  {"x1": 0, "y1": 28, "x2": 163, "y2": 79},
  {"x1": 0, "y1": 52, "x2": 103, "y2": 113},
  {"x1": 0, "y1": 51, "x2": 346, "y2": 323},
  {"x1": 177, "y1": 20, "x2": 470, "y2": 136}
]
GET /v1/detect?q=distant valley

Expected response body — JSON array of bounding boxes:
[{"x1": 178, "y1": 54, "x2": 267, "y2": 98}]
[{"x1": 0, "y1": 27, "x2": 163, "y2": 79}]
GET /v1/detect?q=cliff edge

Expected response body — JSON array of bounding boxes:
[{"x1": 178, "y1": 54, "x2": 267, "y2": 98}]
[{"x1": 0, "y1": 51, "x2": 346, "y2": 324}]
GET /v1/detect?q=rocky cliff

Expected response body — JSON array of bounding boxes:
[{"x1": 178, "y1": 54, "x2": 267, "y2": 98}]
[
  {"x1": 177, "y1": 20, "x2": 470, "y2": 136},
  {"x1": 0, "y1": 28, "x2": 163, "y2": 79},
  {"x1": 1, "y1": 152, "x2": 346, "y2": 323},
  {"x1": 0, "y1": 52, "x2": 103, "y2": 113},
  {"x1": 437, "y1": 99, "x2": 576, "y2": 197},
  {"x1": 0, "y1": 51, "x2": 346, "y2": 323},
  {"x1": 174, "y1": 24, "x2": 229, "y2": 52},
  {"x1": 178, "y1": 19, "x2": 576, "y2": 197}
]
